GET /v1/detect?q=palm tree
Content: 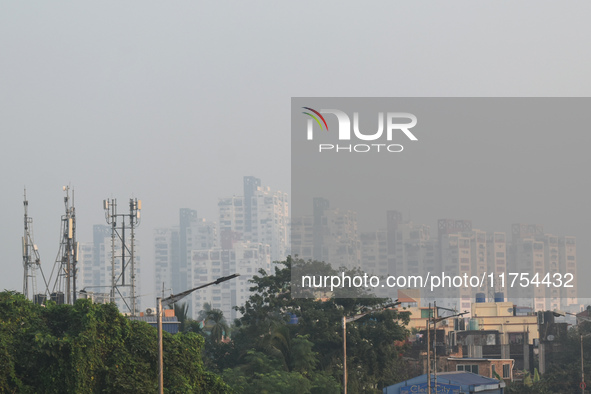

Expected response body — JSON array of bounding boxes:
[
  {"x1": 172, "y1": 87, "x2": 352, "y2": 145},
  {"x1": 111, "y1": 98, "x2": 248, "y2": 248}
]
[
  {"x1": 197, "y1": 302, "x2": 212, "y2": 323},
  {"x1": 173, "y1": 302, "x2": 189, "y2": 332},
  {"x1": 205, "y1": 309, "x2": 228, "y2": 343}
]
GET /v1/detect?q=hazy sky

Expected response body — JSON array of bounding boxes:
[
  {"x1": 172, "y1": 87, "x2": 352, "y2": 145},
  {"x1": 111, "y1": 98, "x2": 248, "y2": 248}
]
[{"x1": 2, "y1": 2, "x2": 590, "y2": 306}]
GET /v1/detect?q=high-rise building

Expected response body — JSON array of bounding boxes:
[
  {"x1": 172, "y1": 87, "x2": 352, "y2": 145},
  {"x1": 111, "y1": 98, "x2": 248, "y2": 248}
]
[
  {"x1": 292, "y1": 198, "x2": 360, "y2": 270},
  {"x1": 154, "y1": 227, "x2": 179, "y2": 297},
  {"x1": 559, "y1": 236, "x2": 577, "y2": 308},
  {"x1": 486, "y1": 232, "x2": 507, "y2": 293},
  {"x1": 439, "y1": 232, "x2": 473, "y2": 313},
  {"x1": 508, "y1": 224, "x2": 578, "y2": 311},
  {"x1": 176, "y1": 209, "x2": 198, "y2": 294},
  {"x1": 291, "y1": 215, "x2": 314, "y2": 259},
  {"x1": 191, "y1": 241, "x2": 271, "y2": 322},
  {"x1": 360, "y1": 229, "x2": 388, "y2": 277},
  {"x1": 77, "y1": 242, "x2": 95, "y2": 292},
  {"x1": 186, "y1": 176, "x2": 288, "y2": 320},
  {"x1": 155, "y1": 177, "x2": 285, "y2": 320},
  {"x1": 218, "y1": 177, "x2": 289, "y2": 263},
  {"x1": 154, "y1": 214, "x2": 217, "y2": 316}
]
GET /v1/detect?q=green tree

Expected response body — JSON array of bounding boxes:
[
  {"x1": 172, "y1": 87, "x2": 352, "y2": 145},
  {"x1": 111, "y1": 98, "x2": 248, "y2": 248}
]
[
  {"x1": 205, "y1": 309, "x2": 229, "y2": 343},
  {"x1": 223, "y1": 256, "x2": 410, "y2": 393},
  {"x1": 173, "y1": 302, "x2": 189, "y2": 332},
  {"x1": 0, "y1": 291, "x2": 230, "y2": 393}
]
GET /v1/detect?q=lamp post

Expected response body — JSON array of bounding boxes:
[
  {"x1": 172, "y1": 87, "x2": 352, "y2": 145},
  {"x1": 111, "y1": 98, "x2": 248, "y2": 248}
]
[
  {"x1": 579, "y1": 332, "x2": 591, "y2": 394},
  {"x1": 553, "y1": 310, "x2": 591, "y2": 394},
  {"x1": 157, "y1": 273, "x2": 239, "y2": 394},
  {"x1": 342, "y1": 301, "x2": 400, "y2": 394},
  {"x1": 427, "y1": 304, "x2": 468, "y2": 393}
]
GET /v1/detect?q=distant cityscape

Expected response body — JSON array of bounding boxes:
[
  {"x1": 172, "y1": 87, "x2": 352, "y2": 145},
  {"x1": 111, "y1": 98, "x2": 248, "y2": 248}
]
[
  {"x1": 77, "y1": 176, "x2": 289, "y2": 321},
  {"x1": 292, "y1": 201, "x2": 579, "y2": 314},
  {"x1": 67, "y1": 175, "x2": 582, "y2": 325}
]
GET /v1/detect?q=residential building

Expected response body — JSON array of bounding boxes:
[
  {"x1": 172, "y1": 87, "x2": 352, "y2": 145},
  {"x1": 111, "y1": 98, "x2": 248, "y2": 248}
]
[
  {"x1": 219, "y1": 176, "x2": 289, "y2": 263},
  {"x1": 191, "y1": 240, "x2": 271, "y2": 322}
]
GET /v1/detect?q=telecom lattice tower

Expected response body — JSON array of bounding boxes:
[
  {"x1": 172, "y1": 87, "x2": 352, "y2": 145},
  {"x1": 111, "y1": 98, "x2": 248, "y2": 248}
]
[
  {"x1": 103, "y1": 198, "x2": 141, "y2": 316},
  {"x1": 22, "y1": 189, "x2": 48, "y2": 303},
  {"x1": 48, "y1": 186, "x2": 78, "y2": 305}
]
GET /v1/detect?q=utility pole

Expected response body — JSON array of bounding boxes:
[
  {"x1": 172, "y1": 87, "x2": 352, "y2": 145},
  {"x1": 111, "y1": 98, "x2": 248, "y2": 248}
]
[
  {"x1": 434, "y1": 301, "x2": 438, "y2": 391},
  {"x1": 553, "y1": 310, "x2": 591, "y2": 392},
  {"x1": 158, "y1": 297, "x2": 164, "y2": 393},
  {"x1": 342, "y1": 301, "x2": 400, "y2": 394},
  {"x1": 343, "y1": 316, "x2": 347, "y2": 394},
  {"x1": 427, "y1": 303, "x2": 431, "y2": 394},
  {"x1": 157, "y1": 274, "x2": 239, "y2": 394},
  {"x1": 427, "y1": 304, "x2": 468, "y2": 393}
]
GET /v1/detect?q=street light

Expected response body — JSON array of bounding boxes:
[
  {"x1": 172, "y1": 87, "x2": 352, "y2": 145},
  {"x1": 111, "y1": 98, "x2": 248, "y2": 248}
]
[
  {"x1": 157, "y1": 274, "x2": 239, "y2": 394},
  {"x1": 342, "y1": 301, "x2": 400, "y2": 394},
  {"x1": 554, "y1": 310, "x2": 591, "y2": 394},
  {"x1": 426, "y1": 302, "x2": 468, "y2": 394}
]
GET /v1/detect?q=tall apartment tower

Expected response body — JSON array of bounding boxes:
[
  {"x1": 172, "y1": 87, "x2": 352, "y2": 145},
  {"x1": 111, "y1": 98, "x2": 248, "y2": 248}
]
[
  {"x1": 218, "y1": 177, "x2": 289, "y2": 263},
  {"x1": 154, "y1": 212, "x2": 217, "y2": 316},
  {"x1": 191, "y1": 241, "x2": 271, "y2": 322},
  {"x1": 76, "y1": 242, "x2": 95, "y2": 293},
  {"x1": 508, "y1": 224, "x2": 547, "y2": 311},
  {"x1": 298, "y1": 197, "x2": 361, "y2": 270},
  {"x1": 437, "y1": 219, "x2": 474, "y2": 312},
  {"x1": 486, "y1": 232, "x2": 508, "y2": 293},
  {"x1": 243, "y1": 176, "x2": 261, "y2": 235},
  {"x1": 291, "y1": 215, "x2": 314, "y2": 260},
  {"x1": 439, "y1": 232, "x2": 473, "y2": 313},
  {"x1": 509, "y1": 224, "x2": 578, "y2": 311},
  {"x1": 154, "y1": 227, "x2": 179, "y2": 297},
  {"x1": 470, "y1": 229, "x2": 488, "y2": 293},
  {"x1": 394, "y1": 220, "x2": 433, "y2": 277},
  {"x1": 176, "y1": 209, "x2": 198, "y2": 293},
  {"x1": 360, "y1": 229, "x2": 388, "y2": 278},
  {"x1": 559, "y1": 236, "x2": 577, "y2": 309}
]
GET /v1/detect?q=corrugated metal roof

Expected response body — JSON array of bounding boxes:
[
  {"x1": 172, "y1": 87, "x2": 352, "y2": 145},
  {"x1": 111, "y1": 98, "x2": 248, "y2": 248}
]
[
  {"x1": 128, "y1": 316, "x2": 180, "y2": 323},
  {"x1": 435, "y1": 371, "x2": 500, "y2": 385}
]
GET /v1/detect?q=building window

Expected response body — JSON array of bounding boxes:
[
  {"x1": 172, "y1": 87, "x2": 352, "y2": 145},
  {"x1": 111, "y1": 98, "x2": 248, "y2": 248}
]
[
  {"x1": 509, "y1": 333, "x2": 524, "y2": 344},
  {"x1": 503, "y1": 364, "x2": 510, "y2": 378},
  {"x1": 457, "y1": 364, "x2": 479, "y2": 374}
]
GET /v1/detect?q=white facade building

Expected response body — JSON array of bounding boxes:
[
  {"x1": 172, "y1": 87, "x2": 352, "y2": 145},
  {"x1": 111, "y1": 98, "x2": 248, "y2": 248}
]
[{"x1": 191, "y1": 242, "x2": 271, "y2": 322}]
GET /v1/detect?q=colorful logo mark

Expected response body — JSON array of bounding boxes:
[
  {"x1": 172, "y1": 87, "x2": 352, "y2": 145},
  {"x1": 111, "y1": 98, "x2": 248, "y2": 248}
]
[{"x1": 302, "y1": 107, "x2": 329, "y2": 131}]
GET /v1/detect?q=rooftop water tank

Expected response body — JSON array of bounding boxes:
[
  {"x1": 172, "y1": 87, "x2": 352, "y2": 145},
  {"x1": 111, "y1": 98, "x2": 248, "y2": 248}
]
[
  {"x1": 494, "y1": 292, "x2": 504, "y2": 302},
  {"x1": 475, "y1": 293, "x2": 486, "y2": 303}
]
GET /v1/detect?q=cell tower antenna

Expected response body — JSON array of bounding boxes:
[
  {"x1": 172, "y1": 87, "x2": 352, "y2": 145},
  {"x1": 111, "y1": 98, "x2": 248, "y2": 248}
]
[
  {"x1": 103, "y1": 197, "x2": 141, "y2": 316},
  {"x1": 22, "y1": 188, "x2": 49, "y2": 303},
  {"x1": 47, "y1": 186, "x2": 78, "y2": 304}
]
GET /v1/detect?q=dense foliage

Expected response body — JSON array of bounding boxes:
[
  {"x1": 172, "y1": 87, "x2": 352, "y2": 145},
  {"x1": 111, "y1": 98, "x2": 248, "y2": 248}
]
[
  {"x1": 197, "y1": 257, "x2": 411, "y2": 393},
  {"x1": 505, "y1": 318, "x2": 591, "y2": 393},
  {"x1": 0, "y1": 291, "x2": 229, "y2": 393}
]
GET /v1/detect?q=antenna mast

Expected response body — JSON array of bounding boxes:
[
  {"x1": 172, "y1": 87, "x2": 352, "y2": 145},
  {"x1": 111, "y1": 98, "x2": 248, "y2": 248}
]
[
  {"x1": 48, "y1": 186, "x2": 78, "y2": 304},
  {"x1": 103, "y1": 197, "x2": 141, "y2": 315},
  {"x1": 22, "y1": 188, "x2": 48, "y2": 303}
]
